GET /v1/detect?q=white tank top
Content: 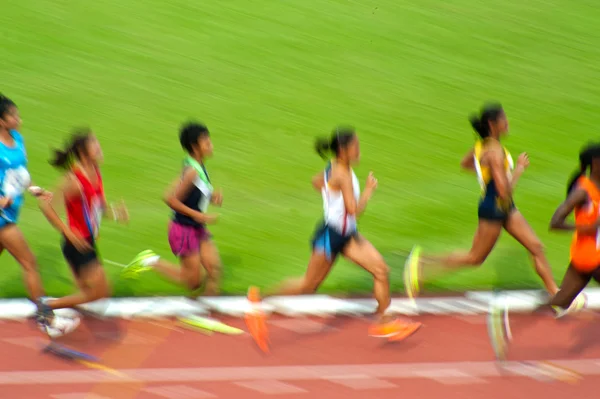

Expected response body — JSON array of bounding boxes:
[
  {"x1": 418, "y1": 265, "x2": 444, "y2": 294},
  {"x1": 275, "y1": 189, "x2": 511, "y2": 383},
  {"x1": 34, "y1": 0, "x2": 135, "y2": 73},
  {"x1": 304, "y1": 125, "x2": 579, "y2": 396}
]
[{"x1": 321, "y1": 162, "x2": 360, "y2": 236}]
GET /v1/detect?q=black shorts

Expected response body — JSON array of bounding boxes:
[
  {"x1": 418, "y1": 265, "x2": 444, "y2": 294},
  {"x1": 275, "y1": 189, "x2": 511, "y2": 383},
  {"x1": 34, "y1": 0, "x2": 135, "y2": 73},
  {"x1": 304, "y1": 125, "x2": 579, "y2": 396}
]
[
  {"x1": 61, "y1": 236, "x2": 99, "y2": 277},
  {"x1": 478, "y1": 195, "x2": 516, "y2": 222},
  {"x1": 311, "y1": 222, "x2": 358, "y2": 261}
]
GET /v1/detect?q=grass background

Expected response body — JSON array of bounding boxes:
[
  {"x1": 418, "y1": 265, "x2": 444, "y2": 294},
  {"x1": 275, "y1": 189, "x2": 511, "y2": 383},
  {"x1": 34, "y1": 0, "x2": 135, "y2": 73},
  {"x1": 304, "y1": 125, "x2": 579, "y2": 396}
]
[{"x1": 1, "y1": 0, "x2": 599, "y2": 298}]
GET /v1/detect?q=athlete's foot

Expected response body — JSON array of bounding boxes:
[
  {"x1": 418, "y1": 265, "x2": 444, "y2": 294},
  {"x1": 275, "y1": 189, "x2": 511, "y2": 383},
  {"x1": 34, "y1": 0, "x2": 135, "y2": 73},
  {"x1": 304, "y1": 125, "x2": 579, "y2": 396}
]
[
  {"x1": 121, "y1": 250, "x2": 159, "y2": 279},
  {"x1": 554, "y1": 293, "x2": 588, "y2": 319},
  {"x1": 487, "y1": 301, "x2": 510, "y2": 361},
  {"x1": 368, "y1": 318, "x2": 422, "y2": 341},
  {"x1": 244, "y1": 286, "x2": 269, "y2": 353},
  {"x1": 36, "y1": 298, "x2": 80, "y2": 338},
  {"x1": 404, "y1": 245, "x2": 422, "y2": 303}
]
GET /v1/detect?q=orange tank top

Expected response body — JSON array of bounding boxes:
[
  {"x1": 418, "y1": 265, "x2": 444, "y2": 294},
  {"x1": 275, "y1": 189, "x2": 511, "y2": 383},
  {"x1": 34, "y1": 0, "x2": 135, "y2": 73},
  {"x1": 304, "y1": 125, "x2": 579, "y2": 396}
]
[{"x1": 570, "y1": 176, "x2": 600, "y2": 271}]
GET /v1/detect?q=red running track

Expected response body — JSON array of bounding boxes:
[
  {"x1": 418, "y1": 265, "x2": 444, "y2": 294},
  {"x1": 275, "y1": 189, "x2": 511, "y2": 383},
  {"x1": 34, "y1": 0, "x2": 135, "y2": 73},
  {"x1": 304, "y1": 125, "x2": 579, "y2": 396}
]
[{"x1": 0, "y1": 313, "x2": 599, "y2": 398}]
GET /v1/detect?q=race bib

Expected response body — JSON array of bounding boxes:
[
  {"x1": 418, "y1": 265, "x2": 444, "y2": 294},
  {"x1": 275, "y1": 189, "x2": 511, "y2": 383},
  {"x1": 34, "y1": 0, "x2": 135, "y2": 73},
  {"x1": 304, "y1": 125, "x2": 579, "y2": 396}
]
[{"x1": 2, "y1": 166, "x2": 31, "y2": 198}]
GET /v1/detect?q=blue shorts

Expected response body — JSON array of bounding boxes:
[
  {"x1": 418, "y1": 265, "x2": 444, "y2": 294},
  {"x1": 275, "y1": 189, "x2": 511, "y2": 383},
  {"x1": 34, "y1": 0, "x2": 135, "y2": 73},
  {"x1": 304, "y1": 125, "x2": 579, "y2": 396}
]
[{"x1": 311, "y1": 222, "x2": 358, "y2": 261}]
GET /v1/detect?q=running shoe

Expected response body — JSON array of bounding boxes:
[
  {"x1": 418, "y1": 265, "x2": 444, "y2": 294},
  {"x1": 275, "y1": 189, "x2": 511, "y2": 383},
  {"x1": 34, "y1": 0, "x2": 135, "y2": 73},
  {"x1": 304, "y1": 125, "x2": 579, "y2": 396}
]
[
  {"x1": 404, "y1": 245, "x2": 422, "y2": 303},
  {"x1": 244, "y1": 286, "x2": 269, "y2": 353},
  {"x1": 36, "y1": 298, "x2": 81, "y2": 338},
  {"x1": 121, "y1": 250, "x2": 159, "y2": 279},
  {"x1": 487, "y1": 300, "x2": 510, "y2": 361},
  {"x1": 369, "y1": 318, "x2": 422, "y2": 340}
]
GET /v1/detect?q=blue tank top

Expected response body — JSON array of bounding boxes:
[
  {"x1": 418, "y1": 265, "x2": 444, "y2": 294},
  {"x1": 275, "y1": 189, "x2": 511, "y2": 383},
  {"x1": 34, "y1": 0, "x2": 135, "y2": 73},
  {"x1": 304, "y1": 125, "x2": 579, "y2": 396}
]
[{"x1": 0, "y1": 130, "x2": 31, "y2": 223}]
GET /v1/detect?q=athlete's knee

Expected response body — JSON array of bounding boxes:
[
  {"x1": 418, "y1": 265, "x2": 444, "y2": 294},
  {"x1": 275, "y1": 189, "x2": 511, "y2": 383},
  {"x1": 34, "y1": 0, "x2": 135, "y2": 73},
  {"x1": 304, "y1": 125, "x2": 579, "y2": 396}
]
[
  {"x1": 528, "y1": 240, "x2": 545, "y2": 256},
  {"x1": 372, "y1": 260, "x2": 390, "y2": 282},
  {"x1": 465, "y1": 253, "x2": 487, "y2": 266},
  {"x1": 19, "y1": 255, "x2": 38, "y2": 273}
]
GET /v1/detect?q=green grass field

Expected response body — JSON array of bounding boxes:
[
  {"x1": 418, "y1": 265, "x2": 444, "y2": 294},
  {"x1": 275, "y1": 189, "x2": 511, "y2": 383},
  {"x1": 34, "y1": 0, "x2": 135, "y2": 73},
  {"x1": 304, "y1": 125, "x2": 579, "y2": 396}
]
[{"x1": 1, "y1": 0, "x2": 599, "y2": 298}]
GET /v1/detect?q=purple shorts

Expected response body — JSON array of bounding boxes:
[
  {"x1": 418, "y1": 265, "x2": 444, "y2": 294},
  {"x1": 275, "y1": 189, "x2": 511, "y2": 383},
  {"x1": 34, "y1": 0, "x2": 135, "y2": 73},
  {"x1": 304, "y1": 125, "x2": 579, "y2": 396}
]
[{"x1": 168, "y1": 221, "x2": 211, "y2": 257}]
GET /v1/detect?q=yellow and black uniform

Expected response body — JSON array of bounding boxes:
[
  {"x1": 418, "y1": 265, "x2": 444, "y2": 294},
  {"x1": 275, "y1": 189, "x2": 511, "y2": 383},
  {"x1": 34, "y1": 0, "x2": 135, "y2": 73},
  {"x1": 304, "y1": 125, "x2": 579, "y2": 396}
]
[{"x1": 473, "y1": 139, "x2": 516, "y2": 222}]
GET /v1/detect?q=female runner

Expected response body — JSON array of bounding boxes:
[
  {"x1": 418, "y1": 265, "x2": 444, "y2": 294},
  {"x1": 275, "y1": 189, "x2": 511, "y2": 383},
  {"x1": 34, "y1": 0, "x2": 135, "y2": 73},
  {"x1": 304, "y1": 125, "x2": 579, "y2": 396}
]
[
  {"x1": 122, "y1": 122, "x2": 222, "y2": 297},
  {"x1": 0, "y1": 93, "x2": 74, "y2": 333},
  {"x1": 246, "y1": 127, "x2": 422, "y2": 351},
  {"x1": 488, "y1": 142, "x2": 600, "y2": 359},
  {"x1": 404, "y1": 103, "x2": 571, "y2": 303},
  {"x1": 38, "y1": 129, "x2": 128, "y2": 336}
]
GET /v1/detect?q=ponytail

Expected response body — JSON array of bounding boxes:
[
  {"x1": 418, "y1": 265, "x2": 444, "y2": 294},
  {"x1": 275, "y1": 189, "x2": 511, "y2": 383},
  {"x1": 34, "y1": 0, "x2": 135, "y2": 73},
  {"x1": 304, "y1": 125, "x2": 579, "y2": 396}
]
[
  {"x1": 49, "y1": 129, "x2": 93, "y2": 170},
  {"x1": 469, "y1": 114, "x2": 487, "y2": 138},
  {"x1": 566, "y1": 166, "x2": 587, "y2": 198},
  {"x1": 469, "y1": 103, "x2": 504, "y2": 139},
  {"x1": 314, "y1": 137, "x2": 332, "y2": 160},
  {"x1": 314, "y1": 126, "x2": 356, "y2": 160}
]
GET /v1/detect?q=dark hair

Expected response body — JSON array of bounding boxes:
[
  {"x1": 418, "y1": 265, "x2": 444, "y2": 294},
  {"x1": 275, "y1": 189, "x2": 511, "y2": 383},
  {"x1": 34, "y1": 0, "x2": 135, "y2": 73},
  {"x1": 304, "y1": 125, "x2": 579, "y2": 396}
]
[
  {"x1": 49, "y1": 128, "x2": 93, "y2": 169},
  {"x1": 179, "y1": 122, "x2": 209, "y2": 154},
  {"x1": 314, "y1": 126, "x2": 356, "y2": 160},
  {"x1": 0, "y1": 94, "x2": 16, "y2": 120},
  {"x1": 566, "y1": 142, "x2": 600, "y2": 197},
  {"x1": 469, "y1": 103, "x2": 505, "y2": 138}
]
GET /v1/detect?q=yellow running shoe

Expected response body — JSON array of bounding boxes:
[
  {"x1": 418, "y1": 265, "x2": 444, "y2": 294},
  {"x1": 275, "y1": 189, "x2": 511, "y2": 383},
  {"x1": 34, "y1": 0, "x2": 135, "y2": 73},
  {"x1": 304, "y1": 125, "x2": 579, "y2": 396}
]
[{"x1": 404, "y1": 245, "x2": 422, "y2": 303}]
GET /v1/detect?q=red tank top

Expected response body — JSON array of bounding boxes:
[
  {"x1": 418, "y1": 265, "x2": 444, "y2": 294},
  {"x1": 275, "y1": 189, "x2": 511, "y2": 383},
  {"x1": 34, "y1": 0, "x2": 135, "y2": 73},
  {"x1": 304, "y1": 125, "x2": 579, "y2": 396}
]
[
  {"x1": 65, "y1": 166, "x2": 105, "y2": 240},
  {"x1": 570, "y1": 176, "x2": 600, "y2": 271}
]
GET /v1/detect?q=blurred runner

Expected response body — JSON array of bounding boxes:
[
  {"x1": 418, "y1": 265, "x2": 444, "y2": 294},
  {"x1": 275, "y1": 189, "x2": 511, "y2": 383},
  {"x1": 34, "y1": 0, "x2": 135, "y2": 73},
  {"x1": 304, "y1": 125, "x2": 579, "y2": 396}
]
[
  {"x1": 38, "y1": 129, "x2": 128, "y2": 337},
  {"x1": 247, "y1": 126, "x2": 422, "y2": 351},
  {"x1": 123, "y1": 122, "x2": 222, "y2": 298},
  {"x1": 405, "y1": 103, "x2": 580, "y2": 307},
  {"x1": 489, "y1": 142, "x2": 600, "y2": 358},
  {"x1": 0, "y1": 93, "x2": 73, "y2": 335}
]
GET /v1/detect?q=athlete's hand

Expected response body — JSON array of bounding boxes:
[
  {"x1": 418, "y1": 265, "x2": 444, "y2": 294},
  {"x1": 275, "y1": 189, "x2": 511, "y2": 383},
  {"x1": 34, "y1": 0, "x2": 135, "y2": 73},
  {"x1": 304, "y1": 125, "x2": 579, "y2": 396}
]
[
  {"x1": 517, "y1": 153, "x2": 530, "y2": 170},
  {"x1": 65, "y1": 230, "x2": 93, "y2": 253},
  {"x1": 365, "y1": 172, "x2": 378, "y2": 192},
  {"x1": 193, "y1": 212, "x2": 219, "y2": 225},
  {"x1": 0, "y1": 197, "x2": 11, "y2": 209},
  {"x1": 112, "y1": 200, "x2": 129, "y2": 224},
  {"x1": 211, "y1": 190, "x2": 223, "y2": 207}
]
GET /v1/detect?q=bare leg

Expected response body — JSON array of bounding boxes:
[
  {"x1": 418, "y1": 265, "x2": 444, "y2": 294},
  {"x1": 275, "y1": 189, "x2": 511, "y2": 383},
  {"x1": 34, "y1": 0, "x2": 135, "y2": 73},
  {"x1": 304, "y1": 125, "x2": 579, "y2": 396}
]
[
  {"x1": 268, "y1": 252, "x2": 333, "y2": 297},
  {"x1": 0, "y1": 224, "x2": 45, "y2": 300},
  {"x1": 343, "y1": 236, "x2": 392, "y2": 320},
  {"x1": 199, "y1": 240, "x2": 221, "y2": 296},
  {"x1": 421, "y1": 220, "x2": 503, "y2": 282},
  {"x1": 47, "y1": 262, "x2": 111, "y2": 309},
  {"x1": 535, "y1": 265, "x2": 589, "y2": 314},
  {"x1": 504, "y1": 211, "x2": 558, "y2": 295}
]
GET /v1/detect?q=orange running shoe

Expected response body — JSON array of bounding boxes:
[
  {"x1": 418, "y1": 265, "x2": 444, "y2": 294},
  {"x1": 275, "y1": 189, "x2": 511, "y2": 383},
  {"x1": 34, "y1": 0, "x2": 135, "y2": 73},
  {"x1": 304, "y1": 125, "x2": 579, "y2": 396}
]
[
  {"x1": 245, "y1": 286, "x2": 269, "y2": 354},
  {"x1": 388, "y1": 321, "x2": 422, "y2": 342},
  {"x1": 369, "y1": 318, "x2": 422, "y2": 341}
]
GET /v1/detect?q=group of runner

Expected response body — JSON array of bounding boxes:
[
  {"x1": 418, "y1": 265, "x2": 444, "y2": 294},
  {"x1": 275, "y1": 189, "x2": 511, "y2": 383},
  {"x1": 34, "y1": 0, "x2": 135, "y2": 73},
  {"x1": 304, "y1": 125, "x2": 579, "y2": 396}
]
[{"x1": 1, "y1": 93, "x2": 594, "y2": 350}]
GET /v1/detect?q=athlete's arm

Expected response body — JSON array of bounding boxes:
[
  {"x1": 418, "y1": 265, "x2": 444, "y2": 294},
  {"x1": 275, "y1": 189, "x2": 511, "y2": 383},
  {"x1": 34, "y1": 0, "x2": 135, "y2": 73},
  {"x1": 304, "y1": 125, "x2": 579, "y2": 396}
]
[
  {"x1": 337, "y1": 169, "x2": 358, "y2": 216},
  {"x1": 164, "y1": 168, "x2": 215, "y2": 223},
  {"x1": 549, "y1": 189, "x2": 594, "y2": 233},
  {"x1": 509, "y1": 153, "x2": 529, "y2": 191},
  {"x1": 460, "y1": 149, "x2": 476, "y2": 172},
  {"x1": 38, "y1": 175, "x2": 81, "y2": 236},
  {"x1": 312, "y1": 172, "x2": 325, "y2": 192},
  {"x1": 488, "y1": 148, "x2": 511, "y2": 201}
]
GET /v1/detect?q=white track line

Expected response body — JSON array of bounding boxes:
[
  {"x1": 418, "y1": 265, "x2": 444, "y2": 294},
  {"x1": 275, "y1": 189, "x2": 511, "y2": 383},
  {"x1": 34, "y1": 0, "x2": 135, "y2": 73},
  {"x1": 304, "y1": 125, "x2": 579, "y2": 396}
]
[{"x1": 0, "y1": 360, "x2": 596, "y2": 385}]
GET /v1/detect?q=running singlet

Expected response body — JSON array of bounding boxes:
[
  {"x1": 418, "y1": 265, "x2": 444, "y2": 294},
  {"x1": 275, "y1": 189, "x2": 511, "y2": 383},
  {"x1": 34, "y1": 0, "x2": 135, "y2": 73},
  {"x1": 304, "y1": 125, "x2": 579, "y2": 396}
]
[
  {"x1": 0, "y1": 130, "x2": 31, "y2": 224},
  {"x1": 173, "y1": 156, "x2": 213, "y2": 227},
  {"x1": 65, "y1": 166, "x2": 105, "y2": 240},
  {"x1": 570, "y1": 176, "x2": 600, "y2": 272},
  {"x1": 473, "y1": 139, "x2": 515, "y2": 220},
  {"x1": 321, "y1": 162, "x2": 360, "y2": 236}
]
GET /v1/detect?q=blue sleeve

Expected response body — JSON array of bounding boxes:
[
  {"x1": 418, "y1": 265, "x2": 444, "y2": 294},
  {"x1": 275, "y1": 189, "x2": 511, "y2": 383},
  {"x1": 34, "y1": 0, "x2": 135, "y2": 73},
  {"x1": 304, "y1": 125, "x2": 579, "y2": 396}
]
[{"x1": 10, "y1": 130, "x2": 24, "y2": 144}]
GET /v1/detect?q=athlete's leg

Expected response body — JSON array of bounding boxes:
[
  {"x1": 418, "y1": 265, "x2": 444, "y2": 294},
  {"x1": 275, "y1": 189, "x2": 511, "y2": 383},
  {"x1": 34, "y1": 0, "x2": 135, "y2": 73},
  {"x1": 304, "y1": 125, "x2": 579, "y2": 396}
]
[
  {"x1": 504, "y1": 211, "x2": 558, "y2": 295},
  {"x1": 0, "y1": 224, "x2": 45, "y2": 300},
  {"x1": 199, "y1": 239, "x2": 221, "y2": 296},
  {"x1": 429, "y1": 220, "x2": 503, "y2": 268},
  {"x1": 46, "y1": 261, "x2": 111, "y2": 309},
  {"x1": 268, "y1": 252, "x2": 333, "y2": 296},
  {"x1": 535, "y1": 265, "x2": 589, "y2": 314},
  {"x1": 342, "y1": 236, "x2": 391, "y2": 317},
  {"x1": 344, "y1": 236, "x2": 422, "y2": 339}
]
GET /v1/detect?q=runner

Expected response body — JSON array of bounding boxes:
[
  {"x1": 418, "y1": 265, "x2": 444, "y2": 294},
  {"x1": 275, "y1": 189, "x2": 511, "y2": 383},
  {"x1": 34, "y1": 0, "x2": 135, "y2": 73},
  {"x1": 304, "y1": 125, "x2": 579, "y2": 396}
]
[
  {"x1": 246, "y1": 127, "x2": 422, "y2": 352},
  {"x1": 38, "y1": 129, "x2": 128, "y2": 336},
  {"x1": 404, "y1": 103, "x2": 579, "y2": 305},
  {"x1": 0, "y1": 93, "x2": 75, "y2": 334},
  {"x1": 489, "y1": 142, "x2": 599, "y2": 359},
  {"x1": 122, "y1": 122, "x2": 222, "y2": 297}
]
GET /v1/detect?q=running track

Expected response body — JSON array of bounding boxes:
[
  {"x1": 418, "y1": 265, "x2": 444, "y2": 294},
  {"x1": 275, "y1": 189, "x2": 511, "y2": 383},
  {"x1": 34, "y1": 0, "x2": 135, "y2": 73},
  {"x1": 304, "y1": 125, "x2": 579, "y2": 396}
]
[{"x1": 1, "y1": 312, "x2": 599, "y2": 398}]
